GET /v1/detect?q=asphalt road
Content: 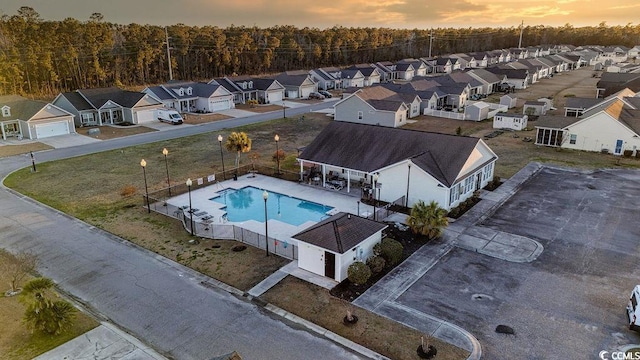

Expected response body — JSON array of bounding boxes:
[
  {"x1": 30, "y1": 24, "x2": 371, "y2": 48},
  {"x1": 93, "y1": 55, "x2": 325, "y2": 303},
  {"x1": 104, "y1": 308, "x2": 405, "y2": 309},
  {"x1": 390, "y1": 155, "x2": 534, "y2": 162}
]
[
  {"x1": 0, "y1": 101, "x2": 366, "y2": 360},
  {"x1": 395, "y1": 167, "x2": 640, "y2": 359}
]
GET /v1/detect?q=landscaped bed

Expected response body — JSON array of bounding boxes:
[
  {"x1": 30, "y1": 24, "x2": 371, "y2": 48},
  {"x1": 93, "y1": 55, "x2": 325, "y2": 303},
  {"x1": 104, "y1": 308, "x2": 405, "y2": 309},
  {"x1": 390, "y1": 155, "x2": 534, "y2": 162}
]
[{"x1": 261, "y1": 276, "x2": 469, "y2": 360}]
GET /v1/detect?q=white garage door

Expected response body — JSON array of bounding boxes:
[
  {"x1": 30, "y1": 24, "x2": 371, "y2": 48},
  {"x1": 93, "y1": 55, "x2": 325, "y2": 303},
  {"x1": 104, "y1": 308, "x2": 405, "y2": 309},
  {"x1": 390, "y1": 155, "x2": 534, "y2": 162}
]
[
  {"x1": 136, "y1": 109, "x2": 157, "y2": 124},
  {"x1": 287, "y1": 90, "x2": 298, "y2": 99},
  {"x1": 269, "y1": 91, "x2": 283, "y2": 104},
  {"x1": 300, "y1": 87, "x2": 313, "y2": 99},
  {"x1": 209, "y1": 99, "x2": 231, "y2": 112},
  {"x1": 35, "y1": 121, "x2": 69, "y2": 139}
]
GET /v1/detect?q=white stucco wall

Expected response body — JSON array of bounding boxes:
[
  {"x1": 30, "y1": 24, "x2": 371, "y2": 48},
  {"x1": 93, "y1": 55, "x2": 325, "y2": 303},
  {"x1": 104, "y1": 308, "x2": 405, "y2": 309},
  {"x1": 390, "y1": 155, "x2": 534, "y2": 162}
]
[{"x1": 336, "y1": 232, "x2": 382, "y2": 282}]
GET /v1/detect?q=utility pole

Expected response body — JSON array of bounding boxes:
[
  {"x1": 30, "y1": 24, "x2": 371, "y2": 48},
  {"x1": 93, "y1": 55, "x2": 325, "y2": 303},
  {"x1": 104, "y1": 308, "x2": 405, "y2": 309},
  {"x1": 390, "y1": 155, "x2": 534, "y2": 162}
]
[
  {"x1": 165, "y1": 26, "x2": 173, "y2": 81},
  {"x1": 428, "y1": 29, "x2": 433, "y2": 58},
  {"x1": 518, "y1": 21, "x2": 524, "y2": 48}
]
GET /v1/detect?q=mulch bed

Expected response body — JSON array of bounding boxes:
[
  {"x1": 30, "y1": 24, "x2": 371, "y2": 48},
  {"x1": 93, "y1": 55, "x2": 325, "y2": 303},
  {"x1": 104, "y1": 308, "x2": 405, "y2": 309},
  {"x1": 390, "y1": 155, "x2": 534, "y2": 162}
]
[{"x1": 330, "y1": 226, "x2": 428, "y2": 302}]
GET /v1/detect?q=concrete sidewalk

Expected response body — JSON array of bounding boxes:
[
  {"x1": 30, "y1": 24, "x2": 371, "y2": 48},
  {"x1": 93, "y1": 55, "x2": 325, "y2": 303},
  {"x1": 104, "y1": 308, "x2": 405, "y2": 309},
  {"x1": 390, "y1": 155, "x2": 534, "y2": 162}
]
[{"x1": 35, "y1": 323, "x2": 167, "y2": 360}]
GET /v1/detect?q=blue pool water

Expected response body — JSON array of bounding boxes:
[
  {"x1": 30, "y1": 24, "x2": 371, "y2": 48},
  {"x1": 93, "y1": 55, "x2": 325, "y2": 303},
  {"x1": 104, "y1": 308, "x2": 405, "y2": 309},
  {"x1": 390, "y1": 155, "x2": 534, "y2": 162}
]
[{"x1": 209, "y1": 186, "x2": 333, "y2": 226}]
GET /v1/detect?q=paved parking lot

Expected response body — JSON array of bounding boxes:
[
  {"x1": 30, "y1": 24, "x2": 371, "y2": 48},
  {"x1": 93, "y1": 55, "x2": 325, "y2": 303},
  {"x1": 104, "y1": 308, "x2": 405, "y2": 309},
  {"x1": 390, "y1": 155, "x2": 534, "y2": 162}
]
[{"x1": 396, "y1": 167, "x2": 640, "y2": 359}]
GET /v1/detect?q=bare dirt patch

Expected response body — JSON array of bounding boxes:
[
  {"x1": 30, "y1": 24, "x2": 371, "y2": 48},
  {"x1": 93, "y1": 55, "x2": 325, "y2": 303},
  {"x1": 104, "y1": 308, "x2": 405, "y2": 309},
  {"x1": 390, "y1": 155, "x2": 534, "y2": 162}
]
[
  {"x1": 0, "y1": 255, "x2": 98, "y2": 359},
  {"x1": 183, "y1": 113, "x2": 232, "y2": 125},
  {"x1": 77, "y1": 125, "x2": 156, "y2": 140},
  {"x1": 235, "y1": 104, "x2": 285, "y2": 113},
  {"x1": 261, "y1": 276, "x2": 469, "y2": 360},
  {"x1": 0, "y1": 142, "x2": 52, "y2": 158}
]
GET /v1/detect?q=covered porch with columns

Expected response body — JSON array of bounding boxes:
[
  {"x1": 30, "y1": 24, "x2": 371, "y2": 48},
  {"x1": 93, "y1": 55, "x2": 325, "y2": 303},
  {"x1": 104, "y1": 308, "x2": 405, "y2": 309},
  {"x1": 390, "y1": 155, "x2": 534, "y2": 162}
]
[{"x1": 297, "y1": 160, "x2": 379, "y2": 199}]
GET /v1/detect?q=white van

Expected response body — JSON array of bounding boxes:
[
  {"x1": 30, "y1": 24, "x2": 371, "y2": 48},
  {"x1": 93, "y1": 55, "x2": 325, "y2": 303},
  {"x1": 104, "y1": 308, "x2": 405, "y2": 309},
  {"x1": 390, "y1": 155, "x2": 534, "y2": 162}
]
[
  {"x1": 627, "y1": 285, "x2": 640, "y2": 330},
  {"x1": 157, "y1": 109, "x2": 183, "y2": 125}
]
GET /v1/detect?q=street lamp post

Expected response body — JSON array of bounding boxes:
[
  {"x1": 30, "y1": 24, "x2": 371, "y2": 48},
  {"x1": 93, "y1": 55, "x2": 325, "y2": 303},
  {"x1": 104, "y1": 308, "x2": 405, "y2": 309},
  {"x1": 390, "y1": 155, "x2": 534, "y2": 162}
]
[
  {"x1": 186, "y1": 178, "x2": 194, "y2": 236},
  {"x1": 357, "y1": 200, "x2": 360, "y2": 217},
  {"x1": 140, "y1": 159, "x2": 150, "y2": 214},
  {"x1": 162, "y1": 148, "x2": 171, "y2": 196},
  {"x1": 263, "y1": 190, "x2": 269, "y2": 257},
  {"x1": 217, "y1": 135, "x2": 226, "y2": 180},
  {"x1": 274, "y1": 134, "x2": 280, "y2": 175},
  {"x1": 405, "y1": 163, "x2": 411, "y2": 207},
  {"x1": 30, "y1": 151, "x2": 36, "y2": 172},
  {"x1": 282, "y1": 101, "x2": 286, "y2": 119},
  {"x1": 373, "y1": 173, "x2": 379, "y2": 221}
]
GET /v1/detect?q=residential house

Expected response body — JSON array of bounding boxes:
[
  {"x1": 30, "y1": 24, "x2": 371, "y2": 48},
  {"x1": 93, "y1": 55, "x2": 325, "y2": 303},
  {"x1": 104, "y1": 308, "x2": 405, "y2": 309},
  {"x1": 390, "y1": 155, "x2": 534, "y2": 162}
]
[
  {"x1": 373, "y1": 62, "x2": 396, "y2": 82},
  {"x1": 397, "y1": 59, "x2": 428, "y2": 77},
  {"x1": 596, "y1": 73, "x2": 640, "y2": 98},
  {"x1": 564, "y1": 97, "x2": 603, "y2": 117},
  {"x1": 53, "y1": 87, "x2": 164, "y2": 127},
  {"x1": 335, "y1": 86, "x2": 418, "y2": 127},
  {"x1": 380, "y1": 82, "x2": 443, "y2": 112},
  {"x1": 143, "y1": 81, "x2": 234, "y2": 113},
  {"x1": 347, "y1": 65, "x2": 381, "y2": 86},
  {"x1": 222, "y1": 77, "x2": 285, "y2": 104},
  {"x1": 0, "y1": 95, "x2": 75, "y2": 140},
  {"x1": 271, "y1": 73, "x2": 317, "y2": 99},
  {"x1": 340, "y1": 68, "x2": 365, "y2": 88},
  {"x1": 210, "y1": 77, "x2": 258, "y2": 104},
  {"x1": 629, "y1": 45, "x2": 640, "y2": 59},
  {"x1": 469, "y1": 52, "x2": 489, "y2": 68},
  {"x1": 466, "y1": 69, "x2": 505, "y2": 95},
  {"x1": 535, "y1": 98, "x2": 640, "y2": 155},
  {"x1": 394, "y1": 62, "x2": 415, "y2": 81},
  {"x1": 310, "y1": 67, "x2": 342, "y2": 90},
  {"x1": 296, "y1": 121, "x2": 498, "y2": 210},
  {"x1": 493, "y1": 113, "x2": 528, "y2": 130},
  {"x1": 486, "y1": 68, "x2": 530, "y2": 89},
  {"x1": 292, "y1": 213, "x2": 387, "y2": 282},
  {"x1": 435, "y1": 57, "x2": 453, "y2": 73}
]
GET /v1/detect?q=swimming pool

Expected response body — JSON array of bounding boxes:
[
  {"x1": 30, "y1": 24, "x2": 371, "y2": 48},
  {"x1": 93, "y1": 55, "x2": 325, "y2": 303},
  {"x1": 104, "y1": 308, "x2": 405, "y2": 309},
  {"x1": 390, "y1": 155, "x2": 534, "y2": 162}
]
[{"x1": 209, "y1": 186, "x2": 334, "y2": 226}]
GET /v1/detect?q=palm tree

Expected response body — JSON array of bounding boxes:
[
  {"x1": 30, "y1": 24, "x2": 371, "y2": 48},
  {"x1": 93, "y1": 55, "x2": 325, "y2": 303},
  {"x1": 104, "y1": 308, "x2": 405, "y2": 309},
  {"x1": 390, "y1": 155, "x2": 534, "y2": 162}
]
[
  {"x1": 407, "y1": 200, "x2": 449, "y2": 240},
  {"x1": 224, "y1": 132, "x2": 252, "y2": 169},
  {"x1": 19, "y1": 277, "x2": 76, "y2": 335}
]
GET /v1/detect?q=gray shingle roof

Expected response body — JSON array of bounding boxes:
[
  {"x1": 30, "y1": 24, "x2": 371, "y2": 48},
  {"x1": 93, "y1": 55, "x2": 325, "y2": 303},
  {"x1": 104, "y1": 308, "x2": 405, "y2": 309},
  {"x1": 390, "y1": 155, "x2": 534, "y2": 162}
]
[
  {"x1": 292, "y1": 212, "x2": 387, "y2": 254},
  {"x1": 79, "y1": 87, "x2": 146, "y2": 108},
  {"x1": 534, "y1": 115, "x2": 579, "y2": 129},
  {"x1": 0, "y1": 95, "x2": 48, "y2": 121},
  {"x1": 564, "y1": 97, "x2": 603, "y2": 109},
  {"x1": 298, "y1": 122, "x2": 488, "y2": 187},
  {"x1": 60, "y1": 92, "x2": 94, "y2": 111}
]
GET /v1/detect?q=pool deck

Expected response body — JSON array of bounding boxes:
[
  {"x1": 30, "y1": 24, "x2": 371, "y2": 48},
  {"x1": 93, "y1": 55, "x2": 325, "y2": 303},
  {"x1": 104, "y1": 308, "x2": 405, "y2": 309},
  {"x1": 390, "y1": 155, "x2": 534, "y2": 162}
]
[{"x1": 166, "y1": 173, "x2": 376, "y2": 243}]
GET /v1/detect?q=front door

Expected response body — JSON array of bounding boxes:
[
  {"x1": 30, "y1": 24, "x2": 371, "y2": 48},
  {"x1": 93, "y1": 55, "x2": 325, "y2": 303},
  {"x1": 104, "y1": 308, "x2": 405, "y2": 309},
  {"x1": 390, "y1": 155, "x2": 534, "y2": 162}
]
[
  {"x1": 324, "y1": 252, "x2": 335, "y2": 280},
  {"x1": 614, "y1": 140, "x2": 624, "y2": 155},
  {"x1": 476, "y1": 172, "x2": 482, "y2": 191}
]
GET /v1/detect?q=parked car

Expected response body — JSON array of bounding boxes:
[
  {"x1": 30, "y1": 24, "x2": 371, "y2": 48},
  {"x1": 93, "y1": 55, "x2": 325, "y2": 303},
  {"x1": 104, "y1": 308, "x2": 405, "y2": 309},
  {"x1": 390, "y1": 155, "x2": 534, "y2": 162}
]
[
  {"x1": 318, "y1": 90, "x2": 332, "y2": 98},
  {"x1": 309, "y1": 92, "x2": 325, "y2": 100}
]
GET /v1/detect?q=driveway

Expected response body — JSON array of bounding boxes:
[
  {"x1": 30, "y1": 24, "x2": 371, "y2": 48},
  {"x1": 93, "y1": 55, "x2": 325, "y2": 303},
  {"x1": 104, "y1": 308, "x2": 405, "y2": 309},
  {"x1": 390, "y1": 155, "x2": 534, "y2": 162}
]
[{"x1": 394, "y1": 167, "x2": 640, "y2": 359}]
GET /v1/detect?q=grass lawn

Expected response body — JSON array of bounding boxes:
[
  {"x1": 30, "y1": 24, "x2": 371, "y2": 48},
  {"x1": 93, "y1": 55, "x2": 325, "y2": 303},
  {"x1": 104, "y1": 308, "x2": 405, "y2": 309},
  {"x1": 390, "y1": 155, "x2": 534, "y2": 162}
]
[
  {"x1": 4, "y1": 114, "x2": 329, "y2": 291},
  {"x1": 0, "y1": 261, "x2": 98, "y2": 359},
  {"x1": 0, "y1": 142, "x2": 52, "y2": 157},
  {"x1": 261, "y1": 276, "x2": 469, "y2": 360},
  {"x1": 183, "y1": 113, "x2": 232, "y2": 125}
]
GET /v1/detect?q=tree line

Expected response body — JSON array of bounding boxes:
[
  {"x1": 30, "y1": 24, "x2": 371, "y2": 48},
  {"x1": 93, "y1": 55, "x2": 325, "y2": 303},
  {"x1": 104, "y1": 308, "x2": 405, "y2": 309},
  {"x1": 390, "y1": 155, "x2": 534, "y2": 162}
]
[{"x1": 1, "y1": 6, "x2": 639, "y2": 98}]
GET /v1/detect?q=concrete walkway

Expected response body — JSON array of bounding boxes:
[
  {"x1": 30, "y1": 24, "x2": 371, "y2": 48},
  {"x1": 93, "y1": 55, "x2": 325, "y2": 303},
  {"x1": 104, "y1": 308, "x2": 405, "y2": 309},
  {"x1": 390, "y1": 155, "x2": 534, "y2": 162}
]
[
  {"x1": 248, "y1": 260, "x2": 338, "y2": 297},
  {"x1": 35, "y1": 323, "x2": 167, "y2": 360}
]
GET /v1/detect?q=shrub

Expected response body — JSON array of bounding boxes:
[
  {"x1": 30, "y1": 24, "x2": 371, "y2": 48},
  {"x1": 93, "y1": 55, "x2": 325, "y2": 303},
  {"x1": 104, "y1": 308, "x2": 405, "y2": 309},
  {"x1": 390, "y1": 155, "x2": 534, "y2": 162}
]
[
  {"x1": 120, "y1": 185, "x2": 137, "y2": 197},
  {"x1": 624, "y1": 150, "x2": 633, "y2": 158},
  {"x1": 347, "y1": 261, "x2": 371, "y2": 285},
  {"x1": 366, "y1": 255, "x2": 386, "y2": 274},
  {"x1": 378, "y1": 238, "x2": 404, "y2": 266}
]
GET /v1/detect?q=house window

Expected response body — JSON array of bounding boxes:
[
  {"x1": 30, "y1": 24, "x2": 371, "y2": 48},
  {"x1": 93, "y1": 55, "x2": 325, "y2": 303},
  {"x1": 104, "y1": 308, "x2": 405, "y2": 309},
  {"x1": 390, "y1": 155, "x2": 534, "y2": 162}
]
[
  {"x1": 186, "y1": 87, "x2": 193, "y2": 96},
  {"x1": 357, "y1": 111, "x2": 363, "y2": 120},
  {"x1": 81, "y1": 113, "x2": 93, "y2": 123},
  {"x1": 570, "y1": 134, "x2": 577, "y2": 144},
  {"x1": 248, "y1": 81, "x2": 253, "y2": 89},
  {"x1": 449, "y1": 183, "x2": 460, "y2": 205},
  {"x1": 242, "y1": 82, "x2": 247, "y2": 90},
  {"x1": 2, "y1": 106, "x2": 10, "y2": 117},
  {"x1": 178, "y1": 88, "x2": 184, "y2": 96}
]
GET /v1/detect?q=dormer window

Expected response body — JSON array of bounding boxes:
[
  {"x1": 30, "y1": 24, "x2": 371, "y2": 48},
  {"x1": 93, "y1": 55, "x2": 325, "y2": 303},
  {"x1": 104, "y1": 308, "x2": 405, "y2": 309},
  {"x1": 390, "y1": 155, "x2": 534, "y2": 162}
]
[
  {"x1": 241, "y1": 82, "x2": 247, "y2": 90},
  {"x1": 186, "y1": 87, "x2": 192, "y2": 96},
  {"x1": 248, "y1": 81, "x2": 253, "y2": 89},
  {"x1": 2, "y1": 106, "x2": 10, "y2": 117},
  {"x1": 177, "y1": 88, "x2": 184, "y2": 96}
]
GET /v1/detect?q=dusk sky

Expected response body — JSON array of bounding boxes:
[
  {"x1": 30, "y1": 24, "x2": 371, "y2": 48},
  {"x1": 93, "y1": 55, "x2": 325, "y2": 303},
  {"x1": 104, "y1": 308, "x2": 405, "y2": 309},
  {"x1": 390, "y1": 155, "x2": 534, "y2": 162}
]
[{"x1": 1, "y1": 0, "x2": 638, "y2": 28}]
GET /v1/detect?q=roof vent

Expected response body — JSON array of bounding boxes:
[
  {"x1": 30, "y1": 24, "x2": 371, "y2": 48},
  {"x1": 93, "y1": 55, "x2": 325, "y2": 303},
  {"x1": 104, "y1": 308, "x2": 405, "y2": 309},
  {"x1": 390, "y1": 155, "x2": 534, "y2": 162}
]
[{"x1": 347, "y1": 214, "x2": 351, "y2": 219}]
